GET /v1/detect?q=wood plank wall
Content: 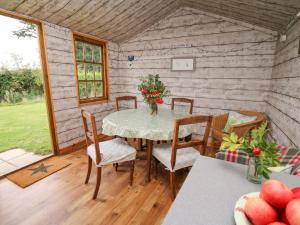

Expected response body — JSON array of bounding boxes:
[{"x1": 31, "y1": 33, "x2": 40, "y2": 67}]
[
  {"x1": 41, "y1": 7, "x2": 300, "y2": 150},
  {"x1": 266, "y1": 20, "x2": 300, "y2": 149},
  {"x1": 43, "y1": 22, "x2": 122, "y2": 150},
  {"x1": 118, "y1": 7, "x2": 277, "y2": 133}
]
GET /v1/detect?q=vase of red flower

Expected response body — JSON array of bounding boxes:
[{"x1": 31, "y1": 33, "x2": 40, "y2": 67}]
[
  {"x1": 247, "y1": 157, "x2": 263, "y2": 184},
  {"x1": 221, "y1": 122, "x2": 280, "y2": 184},
  {"x1": 138, "y1": 74, "x2": 170, "y2": 115}
]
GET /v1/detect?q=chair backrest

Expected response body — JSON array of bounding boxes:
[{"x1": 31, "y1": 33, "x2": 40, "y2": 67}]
[
  {"x1": 115, "y1": 96, "x2": 137, "y2": 111},
  {"x1": 170, "y1": 115, "x2": 213, "y2": 170},
  {"x1": 171, "y1": 98, "x2": 194, "y2": 114},
  {"x1": 81, "y1": 109, "x2": 101, "y2": 164}
]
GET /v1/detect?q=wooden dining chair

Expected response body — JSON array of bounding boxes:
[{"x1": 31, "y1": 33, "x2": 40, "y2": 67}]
[
  {"x1": 152, "y1": 115, "x2": 212, "y2": 199},
  {"x1": 156, "y1": 97, "x2": 194, "y2": 144},
  {"x1": 171, "y1": 98, "x2": 194, "y2": 114},
  {"x1": 115, "y1": 96, "x2": 137, "y2": 111},
  {"x1": 115, "y1": 95, "x2": 143, "y2": 153},
  {"x1": 81, "y1": 109, "x2": 136, "y2": 200}
]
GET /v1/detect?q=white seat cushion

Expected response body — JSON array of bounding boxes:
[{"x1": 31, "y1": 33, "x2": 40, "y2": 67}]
[
  {"x1": 153, "y1": 143, "x2": 200, "y2": 172},
  {"x1": 87, "y1": 138, "x2": 136, "y2": 167}
]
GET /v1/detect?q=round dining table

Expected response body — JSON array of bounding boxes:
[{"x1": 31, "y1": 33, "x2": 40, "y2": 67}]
[{"x1": 102, "y1": 107, "x2": 194, "y2": 182}]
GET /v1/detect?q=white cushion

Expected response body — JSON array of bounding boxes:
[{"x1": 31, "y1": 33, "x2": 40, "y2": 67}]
[
  {"x1": 87, "y1": 138, "x2": 136, "y2": 167},
  {"x1": 153, "y1": 144, "x2": 200, "y2": 172}
]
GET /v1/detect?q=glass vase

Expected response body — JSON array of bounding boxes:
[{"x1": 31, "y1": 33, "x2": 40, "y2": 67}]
[
  {"x1": 149, "y1": 102, "x2": 158, "y2": 115},
  {"x1": 247, "y1": 157, "x2": 262, "y2": 184}
]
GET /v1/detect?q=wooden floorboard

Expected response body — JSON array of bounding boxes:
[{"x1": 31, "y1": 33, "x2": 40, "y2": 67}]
[{"x1": 0, "y1": 149, "x2": 188, "y2": 225}]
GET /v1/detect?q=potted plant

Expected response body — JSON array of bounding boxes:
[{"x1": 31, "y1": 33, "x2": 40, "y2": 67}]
[
  {"x1": 138, "y1": 74, "x2": 170, "y2": 115},
  {"x1": 220, "y1": 122, "x2": 280, "y2": 183}
]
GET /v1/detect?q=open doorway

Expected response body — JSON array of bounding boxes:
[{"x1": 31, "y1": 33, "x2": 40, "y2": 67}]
[{"x1": 0, "y1": 12, "x2": 56, "y2": 177}]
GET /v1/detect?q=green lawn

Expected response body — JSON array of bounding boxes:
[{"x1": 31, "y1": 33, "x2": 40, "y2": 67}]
[{"x1": 0, "y1": 102, "x2": 52, "y2": 155}]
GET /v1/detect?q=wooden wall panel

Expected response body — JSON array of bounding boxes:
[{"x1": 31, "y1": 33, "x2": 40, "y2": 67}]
[
  {"x1": 1, "y1": 0, "x2": 295, "y2": 42},
  {"x1": 266, "y1": 20, "x2": 300, "y2": 148},
  {"x1": 119, "y1": 7, "x2": 276, "y2": 118},
  {"x1": 43, "y1": 22, "x2": 120, "y2": 150}
]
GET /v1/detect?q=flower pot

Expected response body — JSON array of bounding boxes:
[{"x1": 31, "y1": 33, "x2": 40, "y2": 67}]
[
  {"x1": 247, "y1": 157, "x2": 262, "y2": 184},
  {"x1": 149, "y1": 102, "x2": 158, "y2": 115}
]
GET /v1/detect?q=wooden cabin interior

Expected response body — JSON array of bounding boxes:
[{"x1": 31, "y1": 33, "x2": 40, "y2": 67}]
[{"x1": 0, "y1": 1, "x2": 300, "y2": 225}]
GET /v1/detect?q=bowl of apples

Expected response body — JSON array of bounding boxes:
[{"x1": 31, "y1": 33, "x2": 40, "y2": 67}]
[{"x1": 234, "y1": 180, "x2": 300, "y2": 225}]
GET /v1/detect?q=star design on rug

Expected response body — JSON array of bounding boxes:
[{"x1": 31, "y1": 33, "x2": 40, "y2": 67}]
[{"x1": 29, "y1": 163, "x2": 53, "y2": 176}]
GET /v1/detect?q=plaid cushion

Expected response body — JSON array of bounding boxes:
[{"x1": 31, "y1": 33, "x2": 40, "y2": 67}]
[
  {"x1": 277, "y1": 145, "x2": 300, "y2": 165},
  {"x1": 216, "y1": 150, "x2": 250, "y2": 165},
  {"x1": 291, "y1": 164, "x2": 300, "y2": 176},
  {"x1": 216, "y1": 146, "x2": 300, "y2": 176}
]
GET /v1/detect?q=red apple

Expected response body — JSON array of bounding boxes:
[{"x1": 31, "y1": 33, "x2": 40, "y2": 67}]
[
  {"x1": 286, "y1": 199, "x2": 300, "y2": 225},
  {"x1": 292, "y1": 187, "x2": 300, "y2": 199},
  {"x1": 245, "y1": 197, "x2": 278, "y2": 225},
  {"x1": 261, "y1": 180, "x2": 294, "y2": 209},
  {"x1": 268, "y1": 222, "x2": 288, "y2": 225},
  {"x1": 280, "y1": 210, "x2": 290, "y2": 225}
]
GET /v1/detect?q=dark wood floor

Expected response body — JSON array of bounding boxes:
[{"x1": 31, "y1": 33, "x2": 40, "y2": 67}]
[{"x1": 0, "y1": 149, "x2": 189, "y2": 225}]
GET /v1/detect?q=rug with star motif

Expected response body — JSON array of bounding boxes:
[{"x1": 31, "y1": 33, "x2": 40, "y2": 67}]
[{"x1": 6, "y1": 157, "x2": 71, "y2": 188}]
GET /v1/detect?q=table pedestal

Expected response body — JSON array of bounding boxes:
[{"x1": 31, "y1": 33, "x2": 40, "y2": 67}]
[{"x1": 145, "y1": 139, "x2": 153, "y2": 182}]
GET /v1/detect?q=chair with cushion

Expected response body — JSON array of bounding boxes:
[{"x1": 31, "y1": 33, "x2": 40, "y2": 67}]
[
  {"x1": 81, "y1": 109, "x2": 136, "y2": 200},
  {"x1": 156, "y1": 97, "x2": 194, "y2": 145},
  {"x1": 211, "y1": 111, "x2": 265, "y2": 149},
  {"x1": 171, "y1": 98, "x2": 194, "y2": 114},
  {"x1": 152, "y1": 115, "x2": 212, "y2": 199}
]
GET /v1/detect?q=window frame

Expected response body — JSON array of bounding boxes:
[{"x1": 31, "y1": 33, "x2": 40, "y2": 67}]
[{"x1": 72, "y1": 32, "x2": 109, "y2": 105}]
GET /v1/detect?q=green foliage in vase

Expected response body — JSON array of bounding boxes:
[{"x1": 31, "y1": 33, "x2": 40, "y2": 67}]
[
  {"x1": 138, "y1": 74, "x2": 170, "y2": 105},
  {"x1": 220, "y1": 122, "x2": 280, "y2": 179}
]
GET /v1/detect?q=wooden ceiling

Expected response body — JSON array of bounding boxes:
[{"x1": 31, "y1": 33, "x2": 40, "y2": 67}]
[
  {"x1": 0, "y1": 0, "x2": 299, "y2": 43},
  {"x1": 183, "y1": 0, "x2": 300, "y2": 33}
]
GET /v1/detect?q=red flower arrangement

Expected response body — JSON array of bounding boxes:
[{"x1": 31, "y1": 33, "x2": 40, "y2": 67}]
[{"x1": 138, "y1": 74, "x2": 170, "y2": 115}]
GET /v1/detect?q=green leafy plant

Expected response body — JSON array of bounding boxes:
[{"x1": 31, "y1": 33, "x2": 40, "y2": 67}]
[
  {"x1": 138, "y1": 74, "x2": 170, "y2": 113},
  {"x1": 221, "y1": 122, "x2": 280, "y2": 179},
  {"x1": 0, "y1": 68, "x2": 43, "y2": 104}
]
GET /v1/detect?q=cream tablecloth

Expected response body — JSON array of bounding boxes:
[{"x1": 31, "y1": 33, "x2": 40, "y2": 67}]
[{"x1": 102, "y1": 108, "x2": 194, "y2": 140}]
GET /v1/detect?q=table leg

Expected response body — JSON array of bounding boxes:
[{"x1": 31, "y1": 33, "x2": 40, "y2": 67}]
[
  {"x1": 137, "y1": 138, "x2": 143, "y2": 151},
  {"x1": 145, "y1": 139, "x2": 153, "y2": 183}
]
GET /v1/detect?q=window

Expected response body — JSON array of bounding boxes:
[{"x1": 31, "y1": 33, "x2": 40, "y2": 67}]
[{"x1": 73, "y1": 33, "x2": 108, "y2": 104}]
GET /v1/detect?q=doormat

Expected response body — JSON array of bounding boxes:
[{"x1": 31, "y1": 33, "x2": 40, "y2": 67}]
[{"x1": 6, "y1": 156, "x2": 71, "y2": 188}]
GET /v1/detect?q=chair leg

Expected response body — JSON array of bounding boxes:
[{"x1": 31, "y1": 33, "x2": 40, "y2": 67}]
[
  {"x1": 137, "y1": 138, "x2": 142, "y2": 151},
  {"x1": 170, "y1": 171, "x2": 176, "y2": 200},
  {"x1": 129, "y1": 160, "x2": 135, "y2": 186},
  {"x1": 85, "y1": 156, "x2": 92, "y2": 184},
  {"x1": 154, "y1": 157, "x2": 158, "y2": 178},
  {"x1": 113, "y1": 163, "x2": 119, "y2": 172},
  {"x1": 93, "y1": 167, "x2": 102, "y2": 200}
]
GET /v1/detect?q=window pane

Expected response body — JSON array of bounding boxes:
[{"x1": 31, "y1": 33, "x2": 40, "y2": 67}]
[
  {"x1": 85, "y1": 44, "x2": 93, "y2": 62},
  {"x1": 86, "y1": 63, "x2": 94, "y2": 80},
  {"x1": 79, "y1": 82, "x2": 87, "y2": 99},
  {"x1": 77, "y1": 63, "x2": 85, "y2": 80},
  {"x1": 94, "y1": 46, "x2": 101, "y2": 62},
  {"x1": 95, "y1": 64, "x2": 102, "y2": 80},
  {"x1": 75, "y1": 41, "x2": 83, "y2": 60},
  {"x1": 95, "y1": 82, "x2": 103, "y2": 97},
  {"x1": 86, "y1": 82, "x2": 95, "y2": 98}
]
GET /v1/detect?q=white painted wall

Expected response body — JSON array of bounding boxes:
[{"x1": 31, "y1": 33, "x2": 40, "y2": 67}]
[
  {"x1": 43, "y1": 22, "x2": 122, "y2": 149},
  {"x1": 42, "y1": 7, "x2": 300, "y2": 150},
  {"x1": 118, "y1": 7, "x2": 277, "y2": 135},
  {"x1": 266, "y1": 20, "x2": 300, "y2": 148}
]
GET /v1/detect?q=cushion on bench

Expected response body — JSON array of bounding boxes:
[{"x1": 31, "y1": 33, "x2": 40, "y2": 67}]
[{"x1": 216, "y1": 145, "x2": 300, "y2": 176}]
